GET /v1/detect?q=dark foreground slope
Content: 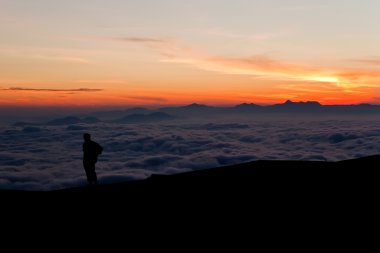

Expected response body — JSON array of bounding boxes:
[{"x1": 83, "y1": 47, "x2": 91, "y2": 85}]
[
  {"x1": 1, "y1": 157, "x2": 377, "y2": 249},
  {"x1": 1, "y1": 155, "x2": 379, "y2": 206},
  {"x1": 1, "y1": 155, "x2": 379, "y2": 236}
]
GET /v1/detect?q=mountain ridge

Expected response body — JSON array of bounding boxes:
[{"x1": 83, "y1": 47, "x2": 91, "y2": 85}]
[{"x1": 10, "y1": 100, "x2": 380, "y2": 125}]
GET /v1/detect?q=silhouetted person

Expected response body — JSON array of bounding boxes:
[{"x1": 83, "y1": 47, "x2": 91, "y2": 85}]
[{"x1": 83, "y1": 133, "x2": 103, "y2": 185}]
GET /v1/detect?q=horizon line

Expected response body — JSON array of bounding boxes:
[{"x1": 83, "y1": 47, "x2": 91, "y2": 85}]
[{"x1": 0, "y1": 100, "x2": 379, "y2": 109}]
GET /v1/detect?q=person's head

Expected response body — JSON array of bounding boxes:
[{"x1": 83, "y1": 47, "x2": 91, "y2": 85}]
[{"x1": 83, "y1": 133, "x2": 91, "y2": 141}]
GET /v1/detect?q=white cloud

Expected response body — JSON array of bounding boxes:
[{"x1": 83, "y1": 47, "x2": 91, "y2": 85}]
[{"x1": 1, "y1": 118, "x2": 380, "y2": 191}]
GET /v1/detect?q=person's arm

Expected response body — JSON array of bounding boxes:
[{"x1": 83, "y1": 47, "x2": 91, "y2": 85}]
[{"x1": 97, "y1": 143, "x2": 103, "y2": 154}]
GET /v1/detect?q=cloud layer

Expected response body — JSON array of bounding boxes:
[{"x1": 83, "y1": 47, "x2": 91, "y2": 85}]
[{"x1": 1, "y1": 117, "x2": 380, "y2": 191}]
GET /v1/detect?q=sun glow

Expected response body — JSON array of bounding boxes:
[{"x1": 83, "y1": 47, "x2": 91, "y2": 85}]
[
  {"x1": 1, "y1": 0, "x2": 380, "y2": 106},
  {"x1": 304, "y1": 76, "x2": 339, "y2": 83}
]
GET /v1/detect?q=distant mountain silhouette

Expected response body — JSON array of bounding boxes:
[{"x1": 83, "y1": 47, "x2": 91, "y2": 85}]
[
  {"x1": 13, "y1": 100, "x2": 380, "y2": 124},
  {"x1": 83, "y1": 107, "x2": 153, "y2": 121},
  {"x1": 158, "y1": 103, "x2": 222, "y2": 116},
  {"x1": 183, "y1": 103, "x2": 211, "y2": 109},
  {"x1": 46, "y1": 116, "x2": 100, "y2": 125},
  {"x1": 278, "y1": 100, "x2": 322, "y2": 107},
  {"x1": 154, "y1": 101, "x2": 380, "y2": 116},
  {"x1": 124, "y1": 107, "x2": 153, "y2": 115},
  {"x1": 268, "y1": 100, "x2": 323, "y2": 112},
  {"x1": 14, "y1": 116, "x2": 101, "y2": 126},
  {"x1": 116, "y1": 112, "x2": 176, "y2": 124},
  {"x1": 231, "y1": 103, "x2": 261, "y2": 113}
]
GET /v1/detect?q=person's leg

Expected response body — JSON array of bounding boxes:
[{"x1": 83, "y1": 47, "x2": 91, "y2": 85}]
[
  {"x1": 84, "y1": 161, "x2": 97, "y2": 184},
  {"x1": 89, "y1": 163, "x2": 98, "y2": 184}
]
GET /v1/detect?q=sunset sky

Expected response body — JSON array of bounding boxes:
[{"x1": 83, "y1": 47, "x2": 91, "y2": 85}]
[{"x1": 1, "y1": 0, "x2": 380, "y2": 106}]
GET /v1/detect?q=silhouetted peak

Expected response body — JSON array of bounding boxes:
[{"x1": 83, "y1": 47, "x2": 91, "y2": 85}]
[
  {"x1": 184, "y1": 103, "x2": 208, "y2": 108},
  {"x1": 282, "y1": 100, "x2": 321, "y2": 106},
  {"x1": 235, "y1": 103, "x2": 260, "y2": 108},
  {"x1": 284, "y1": 100, "x2": 293, "y2": 104}
]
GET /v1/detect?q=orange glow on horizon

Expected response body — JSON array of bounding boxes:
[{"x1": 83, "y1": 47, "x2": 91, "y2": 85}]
[
  {"x1": 2, "y1": 36, "x2": 380, "y2": 107},
  {"x1": 0, "y1": 83, "x2": 377, "y2": 107},
  {"x1": 1, "y1": 1, "x2": 380, "y2": 108}
]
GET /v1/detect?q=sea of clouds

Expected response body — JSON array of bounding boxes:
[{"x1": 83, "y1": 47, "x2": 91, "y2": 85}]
[{"x1": 1, "y1": 117, "x2": 380, "y2": 191}]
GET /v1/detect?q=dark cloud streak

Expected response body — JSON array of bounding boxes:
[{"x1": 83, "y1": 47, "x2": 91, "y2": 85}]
[{"x1": 1, "y1": 87, "x2": 103, "y2": 92}]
